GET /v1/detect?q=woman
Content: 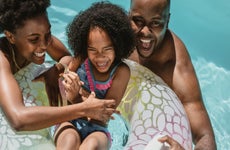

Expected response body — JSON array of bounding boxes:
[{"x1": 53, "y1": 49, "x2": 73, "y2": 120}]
[{"x1": 0, "y1": 0, "x2": 115, "y2": 149}]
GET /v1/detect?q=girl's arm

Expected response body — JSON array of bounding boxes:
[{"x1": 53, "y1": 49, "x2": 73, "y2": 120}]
[
  {"x1": 60, "y1": 56, "x2": 85, "y2": 104},
  {"x1": 105, "y1": 62, "x2": 130, "y2": 108}
]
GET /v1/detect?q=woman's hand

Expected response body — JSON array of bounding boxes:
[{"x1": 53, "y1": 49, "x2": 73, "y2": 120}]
[
  {"x1": 158, "y1": 135, "x2": 185, "y2": 150},
  {"x1": 82, "y1": 92, "x2": 116, "y2": 123}
]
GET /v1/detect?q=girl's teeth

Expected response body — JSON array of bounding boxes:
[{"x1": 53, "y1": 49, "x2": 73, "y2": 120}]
[{"x1": 98, "y1": 63, "x2": 106, "y2": 67}]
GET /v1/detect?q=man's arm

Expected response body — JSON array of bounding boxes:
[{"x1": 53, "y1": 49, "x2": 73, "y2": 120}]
[{"x1": 173, "y1": 35, "x2": 216, "y2": 150}]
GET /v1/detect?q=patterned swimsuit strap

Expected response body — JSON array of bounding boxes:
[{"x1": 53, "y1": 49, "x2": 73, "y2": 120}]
[
  {"x1": 84, "y1": 59, "x2": 122, "y2": 91},
  {"x1": 84, "y1": 58, "x2": 95, "y2": 92}
]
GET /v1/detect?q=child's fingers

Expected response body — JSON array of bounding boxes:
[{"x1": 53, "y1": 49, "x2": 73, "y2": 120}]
[
  {"x1": 79, "y1": 81, "x2": 84, "y2": 86},
  {"x1": 61, "y1": 74, "x2": 72, "y2": 86},
  {"x1": 61, "y1": 71, "x2": 79, "y2": 85}
]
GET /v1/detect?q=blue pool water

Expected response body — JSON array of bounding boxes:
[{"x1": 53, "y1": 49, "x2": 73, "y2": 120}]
[{"x1": 49, "y1": 0, "x2": 230, "y2": 149}]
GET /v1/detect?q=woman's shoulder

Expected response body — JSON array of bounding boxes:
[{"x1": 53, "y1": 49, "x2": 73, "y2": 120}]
[
  {"x1": 0, "y1": 38, "x2": 11, "y2": 71},
  {"x1": 0, "y1": 47, "x2": 10, "y2": 66}
]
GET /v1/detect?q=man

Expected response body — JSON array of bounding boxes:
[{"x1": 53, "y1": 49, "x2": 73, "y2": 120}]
[{"x1": 128, "y1": 0, "x2": 216, "y2": 149}]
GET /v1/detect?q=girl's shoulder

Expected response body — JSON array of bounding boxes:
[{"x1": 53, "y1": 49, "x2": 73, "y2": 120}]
[
  {"x1": 116, "y1": 61, "x2": 129, "y2": 71},
  {"x1": 112, "y1": 61, "x2": 130, "y2": 78}
]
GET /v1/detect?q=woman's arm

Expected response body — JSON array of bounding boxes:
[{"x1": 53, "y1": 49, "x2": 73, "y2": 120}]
[
  {"x1": 46, "y1": 35, "x2": 71, "y2": 61},
  {"x1": 0, "y1": 51, "x2": 115, "y2": 131}
]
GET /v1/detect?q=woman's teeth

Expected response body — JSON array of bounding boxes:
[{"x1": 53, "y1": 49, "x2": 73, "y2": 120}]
[{"x1": 34, "y1": 52, "x2": 45, "y2": 57}]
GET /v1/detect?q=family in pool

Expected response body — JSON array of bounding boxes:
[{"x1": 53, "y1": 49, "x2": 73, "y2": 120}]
[{"x1": 0, "y1": 0, "x2": 216, "y2": 150}]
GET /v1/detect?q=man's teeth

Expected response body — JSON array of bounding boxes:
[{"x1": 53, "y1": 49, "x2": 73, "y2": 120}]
[
  {"x1": 140, "y1": 39, "x2": 151, "y2": 43},
  {"x1": 34, "y1": 52, "x2": 45, "y2": 57}
]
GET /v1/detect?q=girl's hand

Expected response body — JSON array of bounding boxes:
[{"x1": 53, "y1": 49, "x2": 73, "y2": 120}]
[{"x1": 61, "y1": 70, "x2": 83, "y2": 103}]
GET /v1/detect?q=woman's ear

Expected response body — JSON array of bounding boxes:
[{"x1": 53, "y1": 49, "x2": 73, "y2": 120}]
[{"x1": 4, "y1": 30, "x2": 15, "y2": 44}]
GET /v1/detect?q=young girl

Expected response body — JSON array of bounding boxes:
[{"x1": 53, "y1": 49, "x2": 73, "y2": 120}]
[{"x1": 54, "y1": 2, "x2": 135, "y2": 150}]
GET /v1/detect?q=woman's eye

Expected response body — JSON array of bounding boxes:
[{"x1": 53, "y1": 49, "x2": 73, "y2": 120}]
[
  {"x1": 45, "y1": 33, "x2": 52, "y2": 41},
  {"x1": 29, "y1": 38, "x2": 39, "y2": 44}
]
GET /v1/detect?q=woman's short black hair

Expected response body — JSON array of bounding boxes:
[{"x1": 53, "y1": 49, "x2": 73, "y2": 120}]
[
  {"x1": 0, "y1": 0, "x2": 50, "y2": 33},
  {"x1": 67, "y1": 1, "x2": 135, "y2": 61}
]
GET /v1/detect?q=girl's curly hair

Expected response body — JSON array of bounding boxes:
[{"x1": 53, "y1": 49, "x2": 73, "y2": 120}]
[
  {"x1": 67, "y1": 1, "x2": 135, "y2": 61},
  {"x1": 0, "y1": 0, "x2": 50, "y2": 33}
]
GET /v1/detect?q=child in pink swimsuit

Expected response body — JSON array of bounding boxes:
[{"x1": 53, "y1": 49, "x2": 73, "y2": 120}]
[{"x1": 53, "y1": 2, "x2": 135, "y2": 150}]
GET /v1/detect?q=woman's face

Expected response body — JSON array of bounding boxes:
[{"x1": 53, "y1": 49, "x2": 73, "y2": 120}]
[
  {"x1": 12, "y1": 14, "x2": 51, "y2": 64},
  {"x1": 87, "y1": 27, "x2": 115, "y2": 74}
]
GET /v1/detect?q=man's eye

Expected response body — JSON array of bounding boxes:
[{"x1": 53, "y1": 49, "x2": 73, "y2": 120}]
[
  {"x1": 151, "y1": 22, "x2": 160, "y2": 27},
  {"x1": 132, "y1": 18, "x2": 145, "y2": 28},
  {"x1": 150, "y1": 21, "x2": 164, "y2": 28}
]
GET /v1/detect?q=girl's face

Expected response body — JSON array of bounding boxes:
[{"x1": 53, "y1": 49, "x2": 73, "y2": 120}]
[
  {"x1": 9, "y1": 14, "x2": 51, "y2": 64},
  {"x1": 87, "y1": 27, "x2": 115, "y2": 74}
]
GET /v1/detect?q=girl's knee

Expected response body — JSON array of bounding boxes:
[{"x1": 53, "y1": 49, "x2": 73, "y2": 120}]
[{"x1": 56, "y1": 127, "x2": 80, "y2": 150}]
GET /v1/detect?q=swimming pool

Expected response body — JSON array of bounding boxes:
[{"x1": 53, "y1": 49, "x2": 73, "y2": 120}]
[{"x1": 49, "y1": 0, "x2": 230, "y2": 149}]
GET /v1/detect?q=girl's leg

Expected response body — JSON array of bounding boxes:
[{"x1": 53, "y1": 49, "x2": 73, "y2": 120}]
[
  {"x1": 79, "y1": 131, "x2": 110, "y2": 150},
  {"x1": 55, "y1": 122, "x2": 81, "y2": 150}
]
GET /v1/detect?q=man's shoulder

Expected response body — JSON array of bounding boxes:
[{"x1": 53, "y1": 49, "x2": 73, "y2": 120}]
[
  {"x1": 167, "y1": 30, "x2": 190, "y2": 59},
  {"x1": 167, "y1": 30, "x2": 186, "y2": 47}
]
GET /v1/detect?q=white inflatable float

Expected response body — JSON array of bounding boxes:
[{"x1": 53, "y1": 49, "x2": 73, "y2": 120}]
[
  {"x1": 109, "y1": 60, "x2": 192, "y2": 150},
  {"x1": 0, "y1": 60, "x2": 192, "y2": 150}
]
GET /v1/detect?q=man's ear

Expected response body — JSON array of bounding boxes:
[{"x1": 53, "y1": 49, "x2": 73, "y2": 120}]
[
  {"x1": 166, "y1": 13, "x2": 171, "y2": 28},
  {"x1": 4, "y1": 30, "x2": 15, "y2": 44},
  {"x1": 128, "y1": 11, "x2": 132, "y2": 19}
]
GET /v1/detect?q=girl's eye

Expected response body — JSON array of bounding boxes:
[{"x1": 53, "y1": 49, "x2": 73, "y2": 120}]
[
  {"x1": 87, "y1": 48, "x2": 97, "y2": 54},
  {"x1": 88, "y1": 48, "x2": 95, "y2": 51},
  {"x1": 104, "y1": 47, "x2": 114, "y2": 51}
]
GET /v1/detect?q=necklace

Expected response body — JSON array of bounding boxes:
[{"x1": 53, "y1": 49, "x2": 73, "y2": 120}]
[{"x1": 8, "y1": 42, "x2": 21, "y2": 70}]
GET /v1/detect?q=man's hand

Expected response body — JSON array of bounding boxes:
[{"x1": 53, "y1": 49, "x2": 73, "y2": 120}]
[{"x1": 158, "y1": 135, "x2": 185, "y2": 150}]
